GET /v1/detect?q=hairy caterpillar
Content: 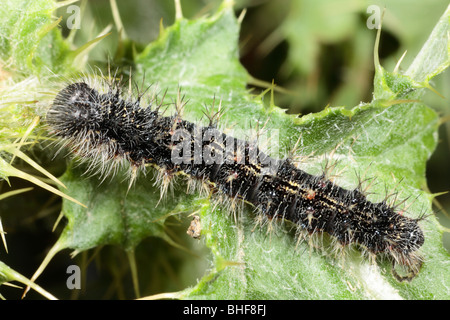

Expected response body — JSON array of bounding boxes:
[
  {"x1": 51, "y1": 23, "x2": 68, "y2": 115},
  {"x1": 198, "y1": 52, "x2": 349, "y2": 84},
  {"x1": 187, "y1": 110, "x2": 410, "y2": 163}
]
[{"x1": 46, "y1": 76, "x2": 425, "y2": 282}]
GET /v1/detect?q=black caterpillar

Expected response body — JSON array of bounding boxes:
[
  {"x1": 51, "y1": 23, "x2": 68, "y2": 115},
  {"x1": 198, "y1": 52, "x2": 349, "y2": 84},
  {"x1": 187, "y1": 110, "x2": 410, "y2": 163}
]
[{"x1": 46, "y1": 79, "x2": 425, "y2": 282}]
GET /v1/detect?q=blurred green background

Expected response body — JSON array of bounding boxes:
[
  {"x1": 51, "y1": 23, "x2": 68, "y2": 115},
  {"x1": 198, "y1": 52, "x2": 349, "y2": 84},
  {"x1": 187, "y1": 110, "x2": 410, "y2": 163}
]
[{"x1": 1, "y1": 0, "x2": 449, "y2": 299}]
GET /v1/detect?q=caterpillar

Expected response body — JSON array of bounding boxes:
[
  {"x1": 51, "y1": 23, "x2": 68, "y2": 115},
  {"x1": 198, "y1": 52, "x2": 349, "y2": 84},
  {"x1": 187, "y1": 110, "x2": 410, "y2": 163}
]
[{"x1": 46, "y1": 76, "x2": 425, "y2": 282}]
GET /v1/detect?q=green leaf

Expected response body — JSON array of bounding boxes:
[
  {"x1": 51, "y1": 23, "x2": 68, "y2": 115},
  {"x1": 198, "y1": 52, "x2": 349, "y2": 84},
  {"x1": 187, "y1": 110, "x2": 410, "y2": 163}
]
[
  {"x1": 374, "y1": 5, "x2": 450, "y2": 101},
  {"x1": 57, "y1": 165, "x2": 201, "y2": 252},
  {"x1": 0, "y1": 0, "x2": 72, "y2": 75},
  {"x1": 405, "y1": 5, "x2": 450, "y2": 83}
]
